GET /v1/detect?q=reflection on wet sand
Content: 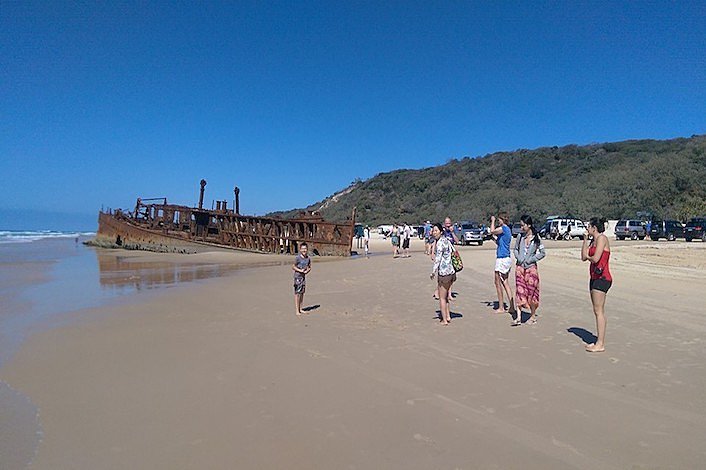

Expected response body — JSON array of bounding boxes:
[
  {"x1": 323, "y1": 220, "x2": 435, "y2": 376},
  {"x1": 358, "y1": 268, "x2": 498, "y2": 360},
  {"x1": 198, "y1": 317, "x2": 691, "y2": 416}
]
[{"x1": 96, "y1": 252, "x2": 292, "y2": 292}]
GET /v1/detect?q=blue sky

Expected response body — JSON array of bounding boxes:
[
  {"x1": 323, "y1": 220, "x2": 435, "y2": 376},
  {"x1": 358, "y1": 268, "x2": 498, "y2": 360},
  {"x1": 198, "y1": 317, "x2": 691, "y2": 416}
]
[{"x1": 2, "y1": 1, "x2": 705, "y2": 230}]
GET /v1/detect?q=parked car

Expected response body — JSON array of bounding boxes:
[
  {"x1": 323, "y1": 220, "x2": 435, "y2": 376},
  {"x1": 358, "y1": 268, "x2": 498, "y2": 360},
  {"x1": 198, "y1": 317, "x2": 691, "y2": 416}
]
[
  {"x1": 684, "y1": 217, "x2": 706, "y2": 242},
  {"x1": 511, "y1": 222, "x2": 522, "y2": 237},
  {"x1": 614, "y1": 219, "x2": 647, "y2": 240},
  {"x1": 546, "y1": 218, "x2": 587, "y2": 240},
  {"x1": 649, "y1": 220, "x2": 684, "y2": 241},
  {"x1": 539, "y1": 220, "x2": 552, "y2": 239},
  {"x1": 377, "y1": 225, "x2": 393, "y2": 237},
  {"x1": 459, "y1": 221, "x2": 485, "y2": 246}
]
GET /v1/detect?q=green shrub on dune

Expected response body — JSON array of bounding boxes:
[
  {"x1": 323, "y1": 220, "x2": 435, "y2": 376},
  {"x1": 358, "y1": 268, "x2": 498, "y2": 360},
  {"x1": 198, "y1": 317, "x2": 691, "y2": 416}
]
[{"x1": 270, "y1": 135, "x2": 706, "y2": 224}]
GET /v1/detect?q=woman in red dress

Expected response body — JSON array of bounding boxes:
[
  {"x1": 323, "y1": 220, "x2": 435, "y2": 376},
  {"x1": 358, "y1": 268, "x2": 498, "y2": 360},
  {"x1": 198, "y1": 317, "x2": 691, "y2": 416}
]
[{"x1": 581, "y1": 217, "x2": 612, "y2": 352}]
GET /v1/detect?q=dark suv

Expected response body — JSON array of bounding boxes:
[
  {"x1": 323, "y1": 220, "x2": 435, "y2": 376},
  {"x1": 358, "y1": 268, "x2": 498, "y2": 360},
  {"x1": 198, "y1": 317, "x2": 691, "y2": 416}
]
[
  {"x1": 684, "y1": 217, "x2": 706, "y2": 242},
  {"x1": 615, "y1": 219, "x2": 646, "y2": 240},
  {"x1": 649, "y1": 220, "x2": 684, "y2": 241},
  {"x1": 511, "y1": 222, "x2": 523, "y2": 238}
]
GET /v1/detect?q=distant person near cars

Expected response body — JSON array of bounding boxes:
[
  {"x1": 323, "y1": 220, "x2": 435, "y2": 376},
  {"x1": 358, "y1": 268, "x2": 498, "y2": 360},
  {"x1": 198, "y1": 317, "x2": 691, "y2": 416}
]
[
  {"x1": 430, "y1": 223, "x2": 455, "y2": 325},
  {"x1": 513, "y1": 215, "x2": 545, "y2": 326},
  {"x1": 581, "y1": 217, "x2": 612, "y2": 353},
  {"x1": 402, "y1": 223, "x2": 412, "y2": 258},
  {"x1": 391, "y1": 226, "x2": 400, "y2": 258},
  {"x1": 423, "y1": 221, "x2": 433, "y2": 255},
  {"x1": 490, "y1": 213, "x2": 515, "y2": 314},
  {"x1": 443, "y1": 217, "x2": 460, "y2": 244},
  {"x1": 563, "y1": 222, "x2": 572, "y2": 241},
  {"x1": 363, "y1": 225, "x2": 370, "y2": 258}
]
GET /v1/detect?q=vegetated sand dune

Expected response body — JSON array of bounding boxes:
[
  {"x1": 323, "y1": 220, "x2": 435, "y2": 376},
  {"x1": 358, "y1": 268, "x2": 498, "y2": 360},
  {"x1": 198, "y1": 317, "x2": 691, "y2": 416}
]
[{"x1": 2, "y1": 237, "x2": 705, "y2": 469}]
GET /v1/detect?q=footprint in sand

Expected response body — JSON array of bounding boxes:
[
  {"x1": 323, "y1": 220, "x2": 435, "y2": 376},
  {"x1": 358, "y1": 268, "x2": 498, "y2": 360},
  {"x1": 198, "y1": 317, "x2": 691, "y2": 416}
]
[
  {"x1": 413, "y1": 433, "x2": 434, "y2": 444},
  {"x1": 609, "y1": 357, "x2": 619, "y2": 363}
]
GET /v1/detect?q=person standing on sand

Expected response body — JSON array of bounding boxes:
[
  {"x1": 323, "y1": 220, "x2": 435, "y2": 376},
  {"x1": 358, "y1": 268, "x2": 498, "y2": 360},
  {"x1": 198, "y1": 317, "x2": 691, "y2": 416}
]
[
  {"x1": 402, "y1": 223, "x2": 412, "y2": 258},
  {"x1": 430, "y1": 223, "x2": 455, "y2": 325},
  {"x1": 442, "y1": 217, "x2": 460, "y2": 245},
  {"x1": 292, "y1": 243, "x2": 312, "y2": 316},
  {"x1": 363, "y1": 225, "x2": 370, "y2": 258},
  {"x1": 391, "y1": 225, "x2": 400, "y2": 258},
  {"x1": 581, "y1": 217, "x2": 612, "y2": 352},
  {"x1": 423, "y1": 221, "x2": 432, "y2": 255},
  {"x1": 490, "y1": 213, "x2": 515, "y2": 314},
  {"x1": 512, "y1": 215, "x2": 545, "y2": 326},
  {"x1": 433, "y1": 217, "x2": 459, "y2": 300}
]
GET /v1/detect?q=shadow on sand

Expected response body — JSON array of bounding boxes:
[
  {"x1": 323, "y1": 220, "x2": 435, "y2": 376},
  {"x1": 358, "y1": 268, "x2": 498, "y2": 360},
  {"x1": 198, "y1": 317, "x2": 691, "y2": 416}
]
[
  {"x1": 434, "y1": 311, "x2": 463, "y2": 320},
  {"x1": 302, "y1": 304, "x2": 321, "y2": 312},
  {"x1": 568, "y1": 327, "x2": 597, "y2": 344}
]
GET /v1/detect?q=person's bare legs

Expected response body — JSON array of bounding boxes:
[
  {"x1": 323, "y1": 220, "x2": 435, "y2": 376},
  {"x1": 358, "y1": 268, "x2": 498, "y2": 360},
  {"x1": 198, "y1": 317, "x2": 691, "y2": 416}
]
[
  {"x1": 587, "y1": 290, "x2": 607, "y2": 352},
  {"x1": 294, "y1": 293, "x2": 302, "y2": 315},
  {"x1": 493, "y1": 271, "x2": 505, "y2": 312},
  {"x1": 499, "y1": 272, "x2": 515, "y2": 313},
  {"x1": 438, "y1": 283, "x2": 450, "y2": 324},
  {"x1": 527, "y1": 301, "x2": 539, "y2": 324},
  {"x1": 444, "y1": 282, "x2": 453, "y2": 323}
]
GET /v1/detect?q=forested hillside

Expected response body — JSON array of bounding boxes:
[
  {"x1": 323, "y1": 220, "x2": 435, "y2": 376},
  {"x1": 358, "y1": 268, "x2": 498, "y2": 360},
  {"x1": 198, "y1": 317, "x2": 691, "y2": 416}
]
[{"x1": 269, "y1": 135, "x2": 706, "y2": 225}]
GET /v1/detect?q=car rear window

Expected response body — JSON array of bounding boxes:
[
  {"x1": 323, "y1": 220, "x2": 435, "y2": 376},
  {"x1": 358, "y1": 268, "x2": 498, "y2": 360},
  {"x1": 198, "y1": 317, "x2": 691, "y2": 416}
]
[{"x1": 616, "y1": 221, "x2": 627, "y2": 227}]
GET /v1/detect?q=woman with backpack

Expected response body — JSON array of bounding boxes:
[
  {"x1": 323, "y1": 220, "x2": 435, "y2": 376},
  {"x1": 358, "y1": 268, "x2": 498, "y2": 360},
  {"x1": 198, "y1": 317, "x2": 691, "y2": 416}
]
[{"x1": 513, "y1": 215, "x2": 546, "y2": 326}]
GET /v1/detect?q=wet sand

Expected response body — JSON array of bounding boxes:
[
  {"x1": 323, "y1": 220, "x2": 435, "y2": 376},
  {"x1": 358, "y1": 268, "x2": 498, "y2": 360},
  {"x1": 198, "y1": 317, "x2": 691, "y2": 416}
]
[{"x1": 1, "y1": 237, "x2": 705, "y2": 469}]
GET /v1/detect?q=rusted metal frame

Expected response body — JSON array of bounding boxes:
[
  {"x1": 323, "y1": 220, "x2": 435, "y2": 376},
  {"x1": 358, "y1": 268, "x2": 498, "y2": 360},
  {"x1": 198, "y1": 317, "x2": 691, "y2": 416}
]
[
  {"x1": 221, "y1": 218, "x2": 351, "y2": 245},
  {"x1": 219, "y1": 229, "x2": 352, "y2": 247}
]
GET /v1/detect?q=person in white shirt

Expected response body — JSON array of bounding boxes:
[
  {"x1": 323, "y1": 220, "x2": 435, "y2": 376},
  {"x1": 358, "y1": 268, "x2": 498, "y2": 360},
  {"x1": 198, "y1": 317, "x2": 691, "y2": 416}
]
[
  {"x1": 363, "y1": 226, "x2": 370, "y2": 258},
  {"x1": 402, "y1": 223, "x2": 412, "y2": 258}
]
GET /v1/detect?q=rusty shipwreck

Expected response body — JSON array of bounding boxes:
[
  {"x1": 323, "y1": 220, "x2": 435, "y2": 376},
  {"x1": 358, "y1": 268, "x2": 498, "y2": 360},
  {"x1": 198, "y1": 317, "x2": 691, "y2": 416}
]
[{"x1": 93, "y1": 180, "x2": 356, "y2": 256}]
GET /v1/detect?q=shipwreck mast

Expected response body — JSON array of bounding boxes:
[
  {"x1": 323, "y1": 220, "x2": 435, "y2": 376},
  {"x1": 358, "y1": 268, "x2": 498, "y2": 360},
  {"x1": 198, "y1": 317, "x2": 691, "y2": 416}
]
[
  {"x1": 198, "y1": 179, "x2": 207, "y2": 209},
  {"x1": 234, "y1": 186, "x2": 240, "y2": 215}
]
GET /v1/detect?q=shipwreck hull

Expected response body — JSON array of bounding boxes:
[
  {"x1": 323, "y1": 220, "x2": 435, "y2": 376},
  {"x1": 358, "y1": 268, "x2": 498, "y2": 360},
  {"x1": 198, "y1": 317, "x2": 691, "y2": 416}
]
[{"x1": 94, "y1": 204, "x2": 356, "y2": 256}]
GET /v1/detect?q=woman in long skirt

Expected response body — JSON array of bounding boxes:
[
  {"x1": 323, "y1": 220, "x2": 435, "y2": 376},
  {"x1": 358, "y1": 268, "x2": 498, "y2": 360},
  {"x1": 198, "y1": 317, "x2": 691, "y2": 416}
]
[{"x1": 513, "y1": 215, "x2": 546, "y2": 325}]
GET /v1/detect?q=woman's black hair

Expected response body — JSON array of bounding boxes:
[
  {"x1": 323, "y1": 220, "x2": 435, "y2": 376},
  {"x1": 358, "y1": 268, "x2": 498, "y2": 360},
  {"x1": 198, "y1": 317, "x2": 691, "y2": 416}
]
[
  {"x1": 520, "y1": 214, "x2": 541, "y2": 246},
  {"x1": 589, "y1": 217, "x2": 607, "y2": 233},
  {"x1": 433, "y1": 222, "x2": 443, "y2": 231}
]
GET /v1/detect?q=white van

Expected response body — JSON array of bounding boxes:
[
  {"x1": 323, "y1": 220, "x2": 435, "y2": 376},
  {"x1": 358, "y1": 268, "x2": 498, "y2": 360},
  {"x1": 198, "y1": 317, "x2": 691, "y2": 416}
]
[
  {"x1": 377, "y1": 225, "x2": 394, "y2": 237},
  {"x1": 548, "y1": 218, "x2": 587, "y2": 240}
]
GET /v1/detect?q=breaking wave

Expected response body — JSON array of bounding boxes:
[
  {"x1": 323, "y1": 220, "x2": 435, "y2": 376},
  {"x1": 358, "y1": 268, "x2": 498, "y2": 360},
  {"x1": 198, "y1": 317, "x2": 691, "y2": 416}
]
[{"x1": 0, "y1": 230, "x2": 96, "y2": 244}]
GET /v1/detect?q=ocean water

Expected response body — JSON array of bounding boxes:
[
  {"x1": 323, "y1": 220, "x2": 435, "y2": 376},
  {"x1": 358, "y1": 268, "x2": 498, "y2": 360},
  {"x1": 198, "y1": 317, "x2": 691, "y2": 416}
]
[
  {"x1": 0, "y1": 231, "x2": 263, "y2": 367},
  {"x1": 0, "y1": 230, "x2": 96, "y2": 244},
  {"x1": 0, "y1": 231, "x2": 254, "y2": 469}
]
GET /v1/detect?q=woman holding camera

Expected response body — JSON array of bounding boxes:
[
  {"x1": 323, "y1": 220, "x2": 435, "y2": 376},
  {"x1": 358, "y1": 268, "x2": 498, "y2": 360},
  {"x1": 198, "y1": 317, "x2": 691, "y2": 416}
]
[{"x1": 581, "y1": 217, "x2": 612, "y2": 352}]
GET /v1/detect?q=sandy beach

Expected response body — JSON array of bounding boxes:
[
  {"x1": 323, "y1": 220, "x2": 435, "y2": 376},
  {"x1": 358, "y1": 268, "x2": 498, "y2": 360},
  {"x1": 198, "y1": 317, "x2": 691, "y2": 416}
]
[{"x1": 2, "y1": 237, "x2": 706, "y2": 469}]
